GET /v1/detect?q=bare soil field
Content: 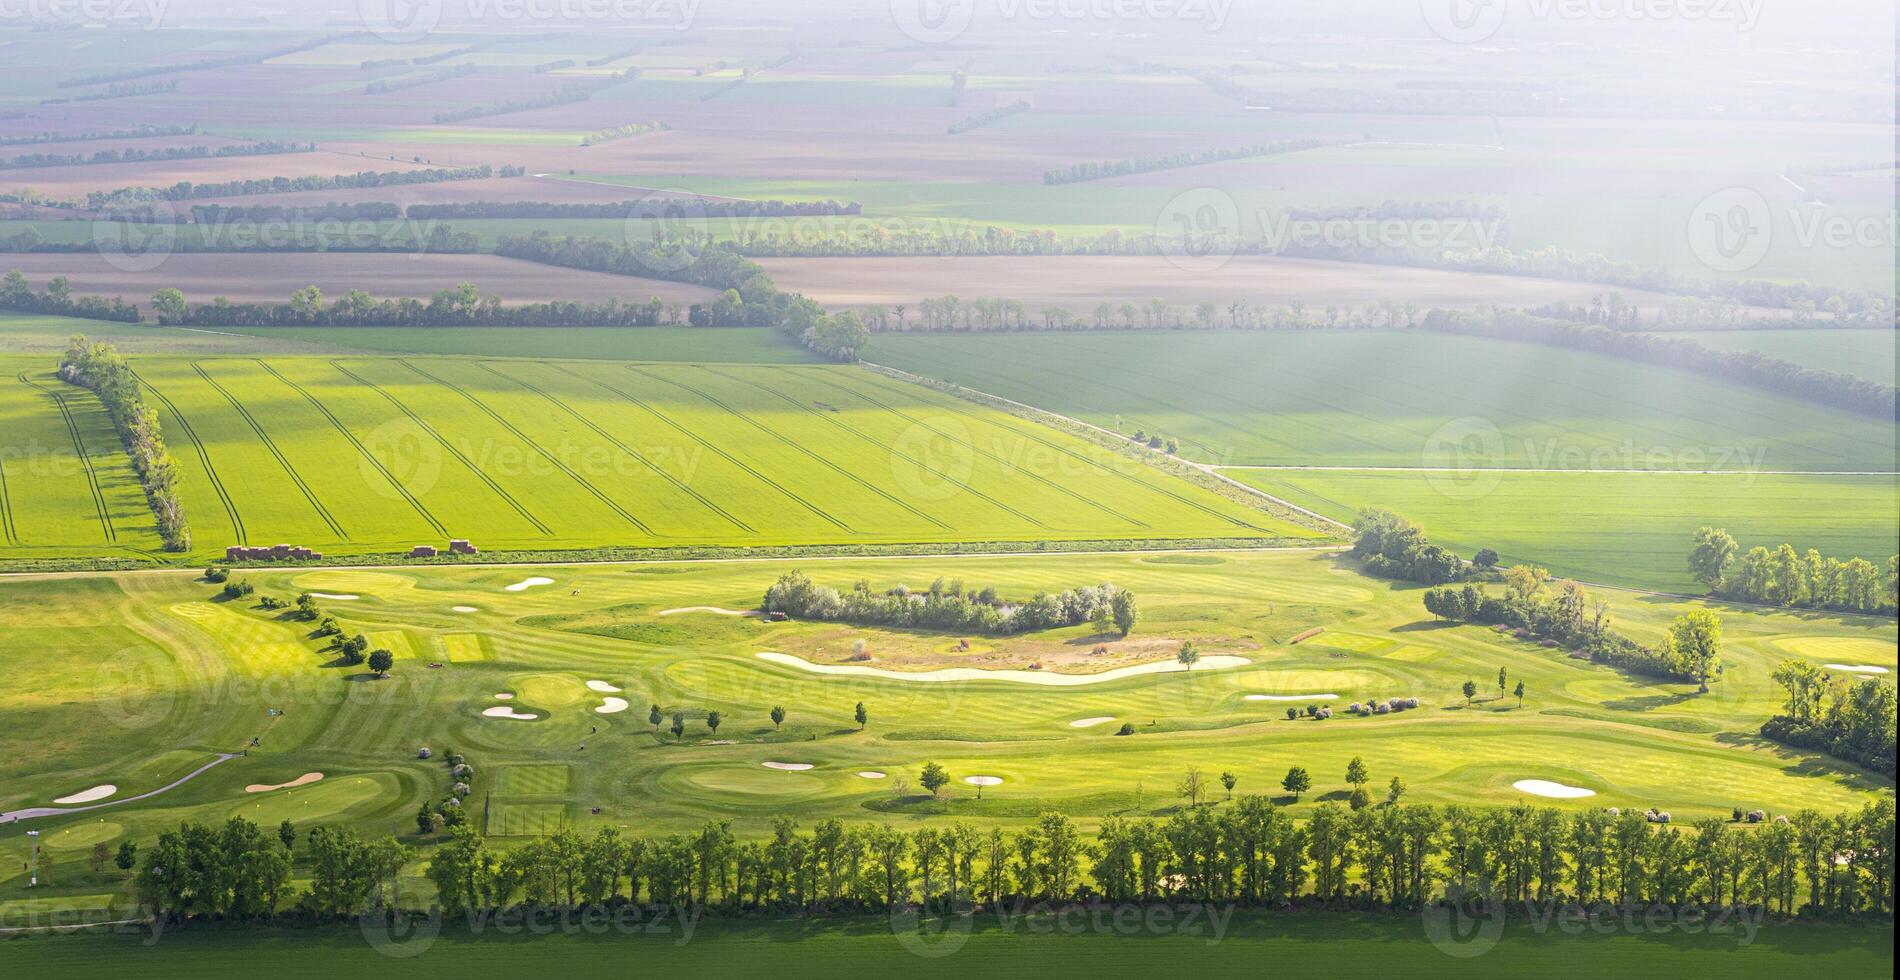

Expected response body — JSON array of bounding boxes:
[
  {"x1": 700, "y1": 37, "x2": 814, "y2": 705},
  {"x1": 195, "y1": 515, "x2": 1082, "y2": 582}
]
[
  {"x1": 755, "y1": 254, "x2": 1712, "y2": 314},
  {"x1": 0, "y1": 148, "x2": 438, "y2": 201},
  {"x1": 0, "y1": 253, "x2": 720, "y2": 308},
  {"x1": 182, "y1": 174, "x2": 643, "y2": 209}
]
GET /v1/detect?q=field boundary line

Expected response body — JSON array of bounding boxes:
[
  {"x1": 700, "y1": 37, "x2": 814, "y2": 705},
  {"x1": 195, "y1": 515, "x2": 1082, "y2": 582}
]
[
  {"x1": 131, "y1": 368, "x2": 246, "y2": 545},
  {"x1": 191, "y1": 361, "x2": 347, "y2": 540},
  {"x1": 397, "y1": 359, "x2": 656, "y2": 535},
  {"x1": 255, "y1": 359, "x2": 448, "y2": 538},
  {"x1": 859, "y1": 363, "x2": 1314, "y2": 534},
  {"x1": 329, "y1": 360, "x2": 552, "y2": 536},
  {"x1": 17, "y1": 372, "x2": 115, "y2": 543},
  {"x1": 478, "y1": 361, "x2": 755, "y2": 534},
  {"x1": 705, "y1": 366, "x2": 1056, "y2": 531},
  {"x1": 1220, "y1": 465, "x2": 1900, "y2": 476},
  {"x1": 0, "y1": 449, "x2": 14, "y2": 544},
  {"x1": 553, "y1": 364, "x2": 854, "y2": 534}
]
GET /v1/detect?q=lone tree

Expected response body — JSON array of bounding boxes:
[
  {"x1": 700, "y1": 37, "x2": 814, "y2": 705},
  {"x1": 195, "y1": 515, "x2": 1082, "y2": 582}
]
[
  {"x1": 1667, "y1": 610, "x2": 1724, "y2": 693},
  {"x1": 1177, "y1": 640, "x2": 1200, "y2": 671},
  {"x1": 770, "y1": 705, "x2": 786, "y2": 731},
  {"x1": 648, "y1": 704, "x2": 663, "y2": 732},
  {"x1": 1514, "y1": 680, "x2": 1526, "y2": 708},
  {"x1": 1497, "y1": 666, "x2": 1507, "y2": 695},
  {"x1": 1346, "y1": 756, "x2": 1369, "y2": 789},
  {"x1": 1462, "y1": 680, "x2": 1478, "y2": 705},
  {"x1": 1111, "y1": 589, "x2": 1138, "y2": 637},
  {"x1": 854, "y1": 701, "x2": 867, "y2": 730},
  {"x1": 919, "y1": 762, "x2": 950, "y2": 799},
  {"x1": 669, "y1": 712, "x2": 685, "y2": 740},
  {"x1": 1220, "y1": 771, "x2": 1238, "y2": 801},
  {"x1": 367, "y1": 649, "x2": 394, "y2": 678},
  {"x1": 1178, "y1": 766, "x2": 1205, "y2": 806},
  {"x1": 1282, "y1": 766, "x2": 1311, "y2": 801},
  {"x1": 706, "y1": 711, "x2": 722, "y2": 734}
]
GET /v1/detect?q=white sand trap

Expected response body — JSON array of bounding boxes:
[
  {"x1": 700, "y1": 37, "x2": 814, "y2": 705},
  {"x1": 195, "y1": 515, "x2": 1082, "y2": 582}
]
[
  {"x1": 504, "y1": 577, "x2": 555, "y2": 592},
  {"x1": 586, "y1": 680, "x2": 622, "y2": 693},
  {"x1": 1069, "y1": 716, "x2": 1116, "y2": 728},
  {"x1": 964, "y1": 775, "x2": 1003, "y2": 786},
  {"x1": 493, "y1": 692, "x2": 515, "y2": 700},
  {"x1": 1825, "y1": 664, "x2": 1890, "y2": 674},
  {"x1": 857, "y1": 771, "x2": 887, "y2": 779},
  {"x1": 659, "y1": 606, "x2": 759, "y2": 617},
  {"x1": 1245, "y1": 693, "x2": 1339, "y2": 702},
  {"x1": 52, "y1": 785, "x2": 116, "y2": 805},
  {"x1": 482, "y1": 706, "x2": 538, "y2": 720},
  {"x1": 452, "y1": 606, "x2": 479, "y2": 613},
  {"x1": 1513, "y1": 779, "x2": 1596, "y2": 799},
  {"x1": 762, "y1": 762, "x2": 814, "y2": 771},
  {"x1": 595, "y1": 697, "x2": 629, "y2": 714},
  {"x1": 306, "y1": 593, "x2": 359, "y2": 601},
  {"x1": 755, "y1": 651, "x2": 1249, "y2": 686},
  {"x1": 245, "y1": 772, "x2": 324, "y2": 794}
]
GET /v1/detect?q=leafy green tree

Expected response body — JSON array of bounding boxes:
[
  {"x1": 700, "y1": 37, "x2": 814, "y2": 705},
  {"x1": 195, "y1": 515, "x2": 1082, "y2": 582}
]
[
  {"x1": 1462, "y1": 680, "x2": 1477, "y2": 704},
  {"x1": 114, "y1": 841, "x2": 137, "y2": 872},
  {"x1": 1666, "y1": 610, "x2": 1723, "y2": 692},
  {"x1": 1514, "y1": 680, "x2": 1526, "y2": 707},
  {"x1": 1688, "y1": 527, "x2": 1738, "y2": 590},
  {"x1": 649, "y1": 704, "x2": 662, "y2": 732},
  {"x1": 1497, "y1": 666, "x2": 1507, "y2": 694},
  {"x1": 1111, "y1": 589, "x2": 1138, "y2": 636},
  {"x1": 854, "y1": 701, "x2": 867, "y2": 730},
  {"x1": 1221, "y1": 771, "x2": 1237, "y2": 801},
  {"x1": 770, "y1": 705, "x2": 785, "y2": 730},
  {"x1": 670, "y1": 713, "x2": 685, "y2": 740},
  {"x1": 1176, "y1": 641, "x2": 1199, "y2": 670},
  {"x1": 919, "y1": 761, "x2": 950, "y2": 798},
  {"x1": 706, "y1": 711, "x2": 721, "y2": 734},
  {"x1": 1281, "y1": 766, "x2": 1311, "y2": 801},
  {"x1": 1386, "y1": 776, "x2": 1406, "y2": 804},
  {"x1": 151, "y1": 287, "x2": 187, "y2": 324},
  {"x1": 1472, "y1": 548, "x2": 1500, "y2": 570},
  {"x1": 367, "y1": 649, "x2": 393, "y2": 677},
  {"x1": 1346, "y1": 756, "x2": 1368, "y2": 788}
]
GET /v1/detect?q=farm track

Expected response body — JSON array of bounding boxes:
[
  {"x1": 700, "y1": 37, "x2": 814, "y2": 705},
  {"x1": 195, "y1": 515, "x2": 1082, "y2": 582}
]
[
  {"x1": 548, "y1": 364, "x2": 853, "y2": 534},
  {"x1": 0, "y1": 450, "x2": 15, "y2": 544},
  {"x1": 190, "y1": 362, "x2": 347, "y2": 540},
  {"x1": 788, "y1": 368, "x2": 1147, "y2": 530},
  {"x1": 131, "y1": 368, "x2": 245, "y2": 545},
  {"x1": 476, "y1": 361, "x2": 755, "y2": 534},
  {"x1": 254, "y1": 360, "x2": 447, "y2": 538},
  {"x1": 17, "y1": 372, "x2": 114, "y2": 543},
  {"x1": 395, "y1": 359, "x2": 657, "y2": 536},
  {"x1": 852, "y1": 367, "x2": 1274, "y2": 533},
  {"x1": 628, "y1": 365, "x2": 953, "y2": 530},
  {"x1": 705, "y1": 366, "x2": 1051, "y2": 531},
  {"x1": 327, "y1": 360, "x2": 552, "y2": 537}
]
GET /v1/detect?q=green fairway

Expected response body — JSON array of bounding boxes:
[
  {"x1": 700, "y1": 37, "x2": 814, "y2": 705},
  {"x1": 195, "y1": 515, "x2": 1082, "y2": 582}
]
[
  {"x1": 1, "y1": 549, "x2": 1890, "y2": 912},
  {"x1": 1227, "y1": 469, "x2": 1899, "y2": 593},
  {"x1": 864, "y1": 331, "x2": 1895, "y2": 471},
  {"x1": 0, "y1": 353, "x2": 1308, "y2": 566}
]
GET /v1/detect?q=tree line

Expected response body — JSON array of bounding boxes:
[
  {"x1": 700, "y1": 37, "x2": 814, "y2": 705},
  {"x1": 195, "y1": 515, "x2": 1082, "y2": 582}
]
[
  {"x1": 84, "y1": 164, "x2": 517, "y2": 211},
  {"x1": 43, "y1": 80, "x2": 178, "y2": 105},
  {"x1": 364, "y1": 63, "x2": 475, "y2": 95},
  {"x1": 1765, "y1": 660, "x2": 1897, "y2": 776},
  {"x1": 407, "y1": 198, "x2": 859, "y2": 221},
  {"x1": 0, "y1": 142, "x2": 309, "y2": 171},
  {"x1": 55, "y1": 34, "x2": 343, "y2": 88},
  {"x1": 127, "y1": 796, "x2": 1894, "y2": 924},
  {"x1": 56, "y1": 336, "x2": 189, "y2": 550},
  {"x1": 1043, "y1": 139, "x2": 1326, "y2": 185},
  {"x1": 579, "y1": 120, "x2": 671, "y2": 147},
  {"x1": 1689, "y1": 528, "x2": 1898, "y2": 615},
  {"x1": 0, "y1": 124, "x2": 196, "y2": 147},
  {"x1": 0, "y1": 272, "x2": 139, "y2": 322},
  {"x1": 434, "y1": 80, "x2": 620, "y2": 124},
  {"x1": 760, "y1": 571, "x2": 1137, "y2": 637},
  {"x1": 948, "y1": 100, "x2": 1030, "y2": 135}
]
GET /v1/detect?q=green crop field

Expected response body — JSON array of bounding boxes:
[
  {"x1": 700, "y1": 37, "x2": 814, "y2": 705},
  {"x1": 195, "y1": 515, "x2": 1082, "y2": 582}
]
[
  {"x1": 864, "y1": 331, "x2": 1895, "y2": 471},
  {"x1": 1661, "y1": 329, "x2": 1897, "y2": 387},
  {"x1": 0, "y1": 350, "x2": 1309, "y2": 566},
  {"x1": 1230, "y1": 469, "x2": 1898, "y2": 593},
  {"x1": 1, "y1": 550, "x2": 1891, "y2": 922}
]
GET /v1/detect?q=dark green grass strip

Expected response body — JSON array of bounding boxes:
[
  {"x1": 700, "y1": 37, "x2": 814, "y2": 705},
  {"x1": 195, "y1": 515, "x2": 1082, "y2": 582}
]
[
  {"x1": 846, "y1": 367, "x2": 1273, "y2": 533},
  {"x1": 395, "y1": 359, "x2": 654, "y2": 536},
  {"x1": 0, "y1": 448, "x2": 15, "y2": 544},
  {"x1": 254, "y1": 359, "x2": 447, "y2": 539},
  {"x1": 786, "y1": 367, "x2": 1146, "y2": 530},
  {"x1": 628, "y1": 365, "x2": 952, "y2": 531},
  {"x1": 327, "y1": 360, "x2": 551, "y2": 536},
  {"x1": 705, "y1": 366, "x2": 1052, "y2": 530},
  {"x1": 191, "y1": 361, "x2": 347, "y2": 540},
  {"x1": 131, "y1": 368, "x2": 245, "y2": 545},
  {"x1": 476, "y1": 361, "x2": 754, "y2": 534},
  {"x1": 551, "y1": 363, "x2": 852, "y2": 534},
  {"x1": 18, "y1": 372, "x2": 114, "y2": 542}
]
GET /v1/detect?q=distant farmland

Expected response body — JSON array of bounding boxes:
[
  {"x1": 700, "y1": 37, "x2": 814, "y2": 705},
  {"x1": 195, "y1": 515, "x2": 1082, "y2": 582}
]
[{"x1": 0, "y1": 356, "x2": 1310, "y2": 564}]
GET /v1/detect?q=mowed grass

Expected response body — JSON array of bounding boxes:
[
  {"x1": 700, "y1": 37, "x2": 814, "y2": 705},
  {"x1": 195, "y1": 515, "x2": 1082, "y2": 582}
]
[
  {"x1": 864, "y1": 331, "x2": 1895, "y2": 470},
  {"x1": 1232, "y1": 469, "x2": 1899, "y2": 593},
  {"x1": 0, "y1": 354, "x2": 1302, "y2": 565}
]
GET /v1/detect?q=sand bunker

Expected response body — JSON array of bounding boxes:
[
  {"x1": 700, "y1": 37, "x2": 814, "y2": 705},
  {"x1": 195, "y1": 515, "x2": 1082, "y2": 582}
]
[
  {"x1": 452, "y1": 606, "x2": 479, "y2": 613},
  {"x1": 595, "y1": 697, "x2": 629, "y2": 714},
  {"x1": 493, "y1": 692, "x2": 514, "y2": 700},
  {"x1": 1825, "y1": 663, "x2": 1890, "y2": 674},
  {"x1": 482, "y1": 706, "x2": 538, "y2": 720},
  {"x1": 1069, "y1": 717, "x2": 1116, "y2": 728},
  {"x1": 964, "y1": 776, "x2": 1003, "y2": 786},
  {"x1": 586, "y1": 680, "x2": 622, "y2": 693},
  {"x1": 762, "y1": 762, "x2": 814, "y2": 771},
  {"x1": 245, "y1": 773, "x2": 324, "y2": 794},
  {"x1": 857, "y1": 771, "x2": 887, "y2": 779},
  {"x1": 504, "y1": 577, "x2": 555, "y2": 592},
  {"x1": 1513, "y1": 779, "x2": 1596, "y2": 799},
  {"x1": 659, "y1": 606, "x2": 759, "y2": 617},
  {"x1": 52, "y1": 785, "x2": 116, "y2": 805},
  {"x1": 755, "y1": 651, "x2": 1248, "y2": 686},
  {"x1": 1244, "y1": 693, "x2": 1339, "y2": 702},
  {"x1": 306, "y1": 593, "x2": 359, "y2": 601}
]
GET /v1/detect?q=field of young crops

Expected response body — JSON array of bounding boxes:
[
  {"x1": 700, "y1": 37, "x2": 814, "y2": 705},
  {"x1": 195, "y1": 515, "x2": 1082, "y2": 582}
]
[{"x1": 0, "y1": 352, "x2": 1307, "y2": 565}]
